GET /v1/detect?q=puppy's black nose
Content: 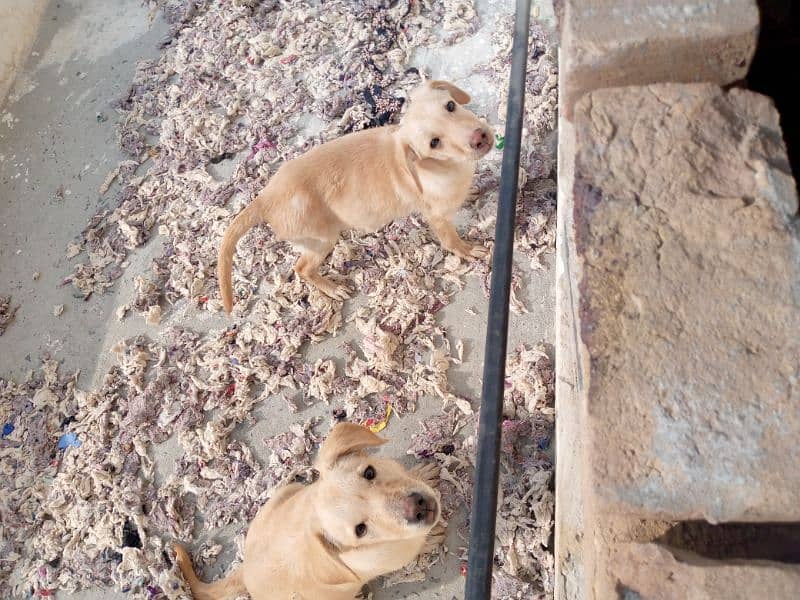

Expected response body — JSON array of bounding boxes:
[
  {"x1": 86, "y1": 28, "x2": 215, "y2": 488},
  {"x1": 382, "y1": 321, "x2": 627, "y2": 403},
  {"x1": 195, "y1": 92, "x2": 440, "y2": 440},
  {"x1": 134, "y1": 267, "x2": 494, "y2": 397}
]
[
  {"x1": 404, "y1": 492, "x2": 436, "y2": 525},
  {"x1": 470, "y1": 128, "x2": 489, "y2": 150}
]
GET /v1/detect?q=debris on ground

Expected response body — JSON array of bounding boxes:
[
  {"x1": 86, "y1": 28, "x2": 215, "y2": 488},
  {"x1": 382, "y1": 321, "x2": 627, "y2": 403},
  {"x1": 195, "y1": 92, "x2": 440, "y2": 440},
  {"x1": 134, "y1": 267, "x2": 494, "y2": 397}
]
[
  {"x1": 406, "y1": 344, "x2": 556, "y2": 598},
  {"x1": 0, "y1": 1, "x2": 559, "y2": 599},
  {"x1": 0, "y1": 295, "x2": 17, "y2": 335}
]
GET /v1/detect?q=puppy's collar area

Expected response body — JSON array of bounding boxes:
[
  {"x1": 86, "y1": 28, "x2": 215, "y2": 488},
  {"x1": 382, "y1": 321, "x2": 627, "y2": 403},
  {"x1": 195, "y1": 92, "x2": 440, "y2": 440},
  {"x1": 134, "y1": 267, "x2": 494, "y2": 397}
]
[
  {"x1": 395, "y1": 132, "x2": 421, "y2": 159},
  {"x1": 319, "y1": 529, "x2": 345, "y2": 553},
  {"x1": 318, "y1": 527, "x2": 375, "y2": 556},
  {"x1": 313, "y1": 531, "x2": 363, "y2": 585}
]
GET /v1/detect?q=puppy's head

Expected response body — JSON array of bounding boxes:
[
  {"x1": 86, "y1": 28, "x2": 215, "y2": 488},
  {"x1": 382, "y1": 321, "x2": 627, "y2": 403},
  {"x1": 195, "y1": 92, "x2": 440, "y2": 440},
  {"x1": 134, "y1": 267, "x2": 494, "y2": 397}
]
[
  {"x1": 312, "y1": 423, "x2": 441, "y2": 550},
  {"x1": 400, "y1": 80, "x2": 494, "y2": 163}
]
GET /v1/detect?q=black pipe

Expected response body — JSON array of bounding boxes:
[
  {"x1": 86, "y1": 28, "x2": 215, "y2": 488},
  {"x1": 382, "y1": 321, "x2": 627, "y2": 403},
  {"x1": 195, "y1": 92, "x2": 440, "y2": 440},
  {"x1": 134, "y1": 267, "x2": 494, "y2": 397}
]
[{"x1": 464, "y1": 0, "x2": 531, "y2": 597}]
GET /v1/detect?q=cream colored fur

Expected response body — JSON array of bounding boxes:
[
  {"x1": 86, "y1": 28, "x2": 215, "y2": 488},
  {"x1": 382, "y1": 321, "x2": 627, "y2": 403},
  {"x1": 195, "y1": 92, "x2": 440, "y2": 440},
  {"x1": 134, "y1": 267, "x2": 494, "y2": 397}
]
[
  {"x1": 175, "y1": 424, "x2": 445, "y2": 600},
  {"x1": 217, "y1": 80, "x2": 494, "y2": 312}
]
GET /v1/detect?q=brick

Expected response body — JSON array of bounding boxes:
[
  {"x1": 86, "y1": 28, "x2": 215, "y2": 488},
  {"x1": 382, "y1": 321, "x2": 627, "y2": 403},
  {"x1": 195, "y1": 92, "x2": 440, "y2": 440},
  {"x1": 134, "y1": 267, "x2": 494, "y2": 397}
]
[
  {"x1": 601, "y1": 543, "x2": 800, "y2": 599},
  {"x1": 560, "y1": 0, "x2": 759, "y2": 118},
  {"x1": 573, "y1": 83, "x2": 800, "y2": 522}
]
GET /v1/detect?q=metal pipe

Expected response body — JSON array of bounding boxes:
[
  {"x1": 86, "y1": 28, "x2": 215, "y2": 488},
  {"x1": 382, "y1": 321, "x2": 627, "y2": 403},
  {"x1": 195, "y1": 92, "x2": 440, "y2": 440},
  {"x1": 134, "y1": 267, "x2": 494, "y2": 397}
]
[{"x1": 464, "y1": 0, "x2": 531, "y2": 596}]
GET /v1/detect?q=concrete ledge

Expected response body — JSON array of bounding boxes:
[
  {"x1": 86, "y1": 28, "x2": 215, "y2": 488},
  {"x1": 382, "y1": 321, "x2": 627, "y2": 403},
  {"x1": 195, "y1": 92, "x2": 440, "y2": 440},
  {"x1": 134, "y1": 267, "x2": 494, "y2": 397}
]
[
  {"x1": 572, "y1": 83, "x2": 800, "y2": 523},
  {"x1": 559, "y1": 0, "x2": 759, "y2": 118},
  {"x1": 556, "y1": 80, "x2": 800, "y2": 598}
]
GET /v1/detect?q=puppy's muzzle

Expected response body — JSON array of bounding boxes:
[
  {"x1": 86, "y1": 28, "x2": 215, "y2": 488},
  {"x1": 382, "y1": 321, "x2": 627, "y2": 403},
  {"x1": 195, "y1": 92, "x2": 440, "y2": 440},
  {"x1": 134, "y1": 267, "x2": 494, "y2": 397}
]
[
  {"x1": 470, "y1": 128, "x2": 491, "y2": 155},
  {"x1": 404, "y1": 492, "x2": 438, "y2": 525}
]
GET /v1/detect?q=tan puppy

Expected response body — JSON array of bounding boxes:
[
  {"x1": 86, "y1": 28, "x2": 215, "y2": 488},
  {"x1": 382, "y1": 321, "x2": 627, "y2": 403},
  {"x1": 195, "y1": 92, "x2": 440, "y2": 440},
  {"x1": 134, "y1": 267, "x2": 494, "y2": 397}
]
[
  {"x1": 217, "y1": 79, "x2": 493, "y2": 312},
  {"x1": 175, "y1": 423, "x2": 443, "y2": 600}
]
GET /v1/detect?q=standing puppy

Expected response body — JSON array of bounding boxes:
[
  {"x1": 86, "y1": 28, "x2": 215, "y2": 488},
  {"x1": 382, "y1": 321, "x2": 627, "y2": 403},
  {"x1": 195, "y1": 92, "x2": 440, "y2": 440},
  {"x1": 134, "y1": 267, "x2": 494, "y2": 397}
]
[
  {"x1": 217, "y1": 79, "x2": 493, "y2": 312},
  {"x1": 175, "y1": 423, "x2": 443, "y2": 600}
]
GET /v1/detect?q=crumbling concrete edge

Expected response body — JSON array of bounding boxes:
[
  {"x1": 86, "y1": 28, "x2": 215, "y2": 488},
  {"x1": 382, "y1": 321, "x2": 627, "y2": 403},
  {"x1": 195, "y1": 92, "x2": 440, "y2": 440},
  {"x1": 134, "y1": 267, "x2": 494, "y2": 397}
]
[{"x1": 554, "y1": 57, "x2": 593, "y2": 600}]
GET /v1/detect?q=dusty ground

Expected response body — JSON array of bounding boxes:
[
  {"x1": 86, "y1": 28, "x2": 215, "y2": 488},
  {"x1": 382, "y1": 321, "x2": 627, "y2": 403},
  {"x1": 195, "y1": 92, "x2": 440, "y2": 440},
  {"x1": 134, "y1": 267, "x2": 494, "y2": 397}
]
[{"x1": 0, "y1": 1, "x2": 557, "y2": 598}]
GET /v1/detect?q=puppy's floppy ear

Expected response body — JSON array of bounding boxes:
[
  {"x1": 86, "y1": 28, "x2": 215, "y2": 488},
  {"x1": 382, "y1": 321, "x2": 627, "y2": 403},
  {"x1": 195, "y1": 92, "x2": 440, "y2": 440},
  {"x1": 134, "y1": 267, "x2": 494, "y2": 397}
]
[
  {"x1": 404, "y1": 144, "x2": 423, "y2": 195},
  {"x1": 429, "y1": 80, "x2": 470, "y2": 105},
  {"x1": 315, "y1": 423, "x2": 386, "y2": 472}
]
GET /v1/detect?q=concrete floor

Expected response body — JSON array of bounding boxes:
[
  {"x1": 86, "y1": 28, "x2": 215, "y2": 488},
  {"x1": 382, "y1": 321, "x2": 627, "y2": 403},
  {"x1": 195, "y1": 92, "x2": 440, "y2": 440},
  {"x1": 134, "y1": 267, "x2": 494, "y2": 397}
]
[
  {"x1": 0, "y1": 1, "x2": 556, "y2": 598},
  {"x1": 0, "y1": 0, "x2": 169, "y2": 382}
]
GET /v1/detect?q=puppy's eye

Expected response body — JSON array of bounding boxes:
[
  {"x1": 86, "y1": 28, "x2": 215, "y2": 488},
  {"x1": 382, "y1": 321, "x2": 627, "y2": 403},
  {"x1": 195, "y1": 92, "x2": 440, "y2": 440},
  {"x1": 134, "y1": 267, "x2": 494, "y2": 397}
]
[
  {"x1": 355, "y1": 523, "x2": 367, "y2": 537},
  {"x1": 430, "y1": 137, "x2": 440, "y2": 148},
  {"x1": 363, "y1": 466, "x2": 376, "y2": 480},
  {"x1": 446, "y1": 100, "x2": 456, "y2": 112}
]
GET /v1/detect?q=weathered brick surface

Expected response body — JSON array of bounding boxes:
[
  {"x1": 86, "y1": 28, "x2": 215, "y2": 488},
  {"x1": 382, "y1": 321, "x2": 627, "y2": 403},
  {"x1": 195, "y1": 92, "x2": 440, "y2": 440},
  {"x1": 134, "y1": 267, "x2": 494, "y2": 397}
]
[
  {"x1": 560, "y1": 0, "x2": 759, "y2": 117},
  {"x1": 602, "y1": 543, "x2": 800, "y2": 599},
  {"x1": 573, "y1": 83, "x2": 800, "y2": 522}
]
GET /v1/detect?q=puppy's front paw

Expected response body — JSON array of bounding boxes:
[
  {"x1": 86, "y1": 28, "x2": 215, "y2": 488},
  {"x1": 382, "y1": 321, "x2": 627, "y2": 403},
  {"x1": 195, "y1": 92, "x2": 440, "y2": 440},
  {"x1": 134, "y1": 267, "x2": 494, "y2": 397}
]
[
  {"x1": 467, "y1": 242, "x2": 489, "y2": 259},
  {"x1": 315, "y1": 277, "x2": 352, "y2": 301},
  {"x1": 410, "y1": 462, "x2": 440, "y2": 488},
  {"x1": 450, "y1": 240, "x2": 488, "y2": 261},
  {"x1": 329, "y1": 283, "x2": 352, "y2": 301},
  {"x1": 421, "y1": 522, "x2": 447, "y2": 555}
]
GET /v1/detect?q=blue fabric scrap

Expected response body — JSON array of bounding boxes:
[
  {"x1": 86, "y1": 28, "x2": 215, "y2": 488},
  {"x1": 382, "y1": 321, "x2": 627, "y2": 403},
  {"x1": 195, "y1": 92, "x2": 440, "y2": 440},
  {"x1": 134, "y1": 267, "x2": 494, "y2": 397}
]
[{"x1": 58, "y1": 432, "x2": 81, "y2": 449}]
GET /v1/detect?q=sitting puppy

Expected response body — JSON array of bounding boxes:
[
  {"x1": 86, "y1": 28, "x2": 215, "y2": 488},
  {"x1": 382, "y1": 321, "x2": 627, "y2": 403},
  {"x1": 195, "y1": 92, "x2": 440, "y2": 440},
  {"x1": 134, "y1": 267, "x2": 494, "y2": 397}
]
[
  {"x1": 175, "y1": 423, "x2": 443, "y2": 599},
  {"x1": 217, "y1": 79, "x2": 494, "y2": 312}
]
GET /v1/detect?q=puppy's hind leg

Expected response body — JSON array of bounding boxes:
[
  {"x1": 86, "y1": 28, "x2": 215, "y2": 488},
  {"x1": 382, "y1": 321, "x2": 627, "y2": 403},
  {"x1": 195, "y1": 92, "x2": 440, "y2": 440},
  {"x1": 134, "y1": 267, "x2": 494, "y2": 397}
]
[{"x1": 293, "y1": 238, "x2": 351, "y2": 301}]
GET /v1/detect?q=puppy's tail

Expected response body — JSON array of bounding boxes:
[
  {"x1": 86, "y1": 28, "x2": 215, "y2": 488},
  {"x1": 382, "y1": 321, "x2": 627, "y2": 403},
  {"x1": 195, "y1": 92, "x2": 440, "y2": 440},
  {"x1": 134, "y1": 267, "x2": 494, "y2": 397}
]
[
  {"x1": 217, "y1": 199, "x2": 265, "y2": 314},
  {"x1": 174, "y1": 543, "x2": 247, "y2": 600}
]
